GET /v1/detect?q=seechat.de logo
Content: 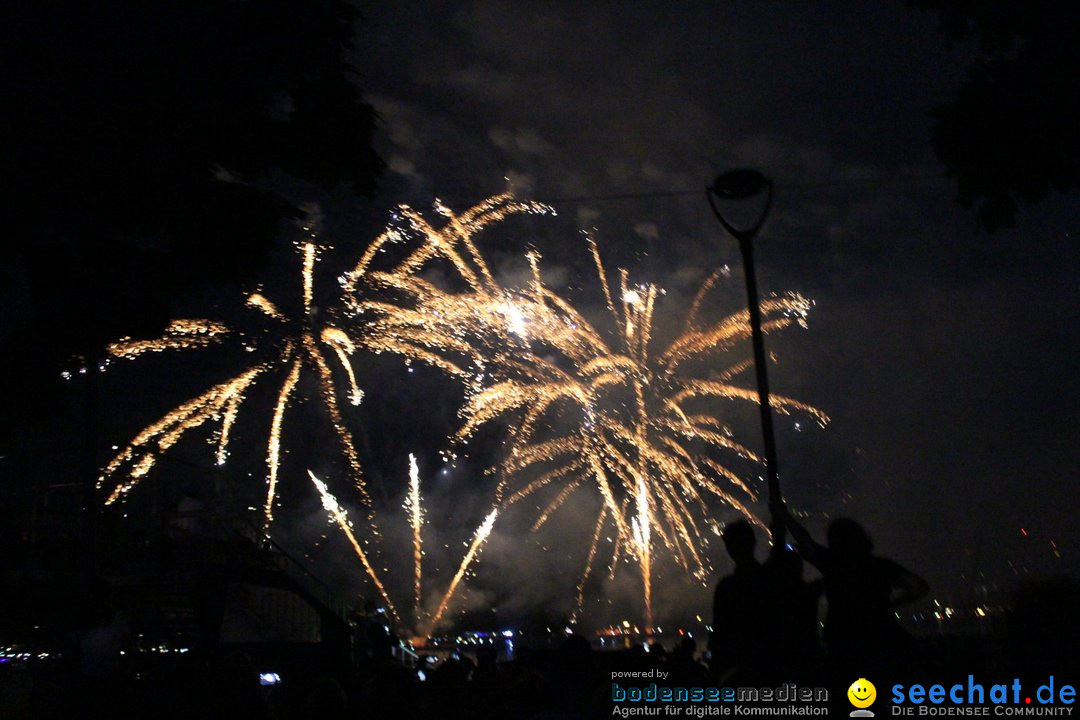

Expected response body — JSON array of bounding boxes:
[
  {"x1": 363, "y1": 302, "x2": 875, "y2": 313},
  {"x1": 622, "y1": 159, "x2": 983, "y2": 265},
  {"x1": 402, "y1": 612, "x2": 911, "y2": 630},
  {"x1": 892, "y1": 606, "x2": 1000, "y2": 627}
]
[
  {"x1": 850, "y1": 678, "x2": 878, "y2": 717},
  {"x1": 891, "y1": 676, "x2": 1076, "y2": 713}
]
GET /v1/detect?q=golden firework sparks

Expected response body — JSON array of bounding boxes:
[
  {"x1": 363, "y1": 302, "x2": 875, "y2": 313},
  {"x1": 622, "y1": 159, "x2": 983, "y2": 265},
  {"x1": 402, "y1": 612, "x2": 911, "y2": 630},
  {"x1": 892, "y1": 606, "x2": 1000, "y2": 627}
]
[
  {"x1": 106, "y1": 318, "x2": 231, "y2": 359},
  {"x1": 99, "y1": 222, "x2": 375, "y2": 536},
  {"x1": 100, "y1": 191, "x2": 826, "y2": 634},
  {"x1": 341, "y1": 195, "x2": 827, "y2": 627}
]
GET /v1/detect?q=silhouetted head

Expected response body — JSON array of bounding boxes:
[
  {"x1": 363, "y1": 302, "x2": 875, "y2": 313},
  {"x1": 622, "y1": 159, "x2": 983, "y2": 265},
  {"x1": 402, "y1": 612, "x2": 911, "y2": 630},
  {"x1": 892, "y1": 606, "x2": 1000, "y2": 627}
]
[
  {"x1": 558, "y1": 633, "x2": 593, "y2": 662},
  {"x1": 673, "y1": 636, "x2": 696, "y2": 662},
  {"x1": 826, "y1": 518, "x2": 873, "y2": 558},
  {"x1": 476, "y1": 643, "x2": 497, "y2": 669},
  {"x1": 722, "y1": 520, "x2": 757, "y2": 564}
]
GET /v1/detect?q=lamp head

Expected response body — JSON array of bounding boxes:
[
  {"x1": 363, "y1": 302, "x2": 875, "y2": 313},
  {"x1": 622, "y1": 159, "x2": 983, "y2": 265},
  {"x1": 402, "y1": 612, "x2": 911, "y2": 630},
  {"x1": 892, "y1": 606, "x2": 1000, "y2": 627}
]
[
  {"x1": 709, "y1": 169, "x2": 771, "y2": 200},
  {"x1": 706, "y1": 168, "x2": 774, "y2": 241}
]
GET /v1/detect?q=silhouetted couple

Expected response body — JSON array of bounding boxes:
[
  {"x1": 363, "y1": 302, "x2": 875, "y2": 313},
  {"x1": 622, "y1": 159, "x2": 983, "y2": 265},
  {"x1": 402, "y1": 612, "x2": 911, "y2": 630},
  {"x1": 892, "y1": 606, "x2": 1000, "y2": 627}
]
[
  {"x1": 710, "y1": 511, "x2": 927, "y2": 682},
  {"x1": 709, "y1": 520, "x2": 819, "y2": 682}
]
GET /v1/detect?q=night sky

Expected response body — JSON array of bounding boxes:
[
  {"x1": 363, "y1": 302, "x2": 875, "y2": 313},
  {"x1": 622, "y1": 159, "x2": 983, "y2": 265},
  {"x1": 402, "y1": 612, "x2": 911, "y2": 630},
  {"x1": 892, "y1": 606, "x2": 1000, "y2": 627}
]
[
  {"x1": 6, "y1": 1, "x2": 1078, "y2": 631},
  {"x1": 344, "y1": 0, "x2": 1079, "y2": 612}
]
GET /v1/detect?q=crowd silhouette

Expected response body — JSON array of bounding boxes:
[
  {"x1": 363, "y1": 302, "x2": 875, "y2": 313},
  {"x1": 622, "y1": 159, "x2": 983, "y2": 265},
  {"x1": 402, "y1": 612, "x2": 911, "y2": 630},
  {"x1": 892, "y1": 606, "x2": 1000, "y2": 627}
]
[{"x1": 4, "y1": 513, "x2": 1079, "y2": 720}]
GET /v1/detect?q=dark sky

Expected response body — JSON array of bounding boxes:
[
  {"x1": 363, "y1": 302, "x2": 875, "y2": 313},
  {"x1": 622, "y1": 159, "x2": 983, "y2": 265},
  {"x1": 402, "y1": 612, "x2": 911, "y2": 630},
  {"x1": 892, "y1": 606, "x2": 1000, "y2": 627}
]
[
  {"x1": 332, "y1": 0, "x2": 1079, "y2": 618},
  {"x1": 21, "y1": 1, "x2": 1077, "y2": 632}
]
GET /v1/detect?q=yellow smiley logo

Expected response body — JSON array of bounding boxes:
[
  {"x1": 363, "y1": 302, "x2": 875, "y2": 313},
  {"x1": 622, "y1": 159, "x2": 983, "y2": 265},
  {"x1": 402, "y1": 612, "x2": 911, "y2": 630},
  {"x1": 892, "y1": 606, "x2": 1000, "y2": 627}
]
[{"x1": 848, "y1": 678, "x2": 877, "y2": 709}]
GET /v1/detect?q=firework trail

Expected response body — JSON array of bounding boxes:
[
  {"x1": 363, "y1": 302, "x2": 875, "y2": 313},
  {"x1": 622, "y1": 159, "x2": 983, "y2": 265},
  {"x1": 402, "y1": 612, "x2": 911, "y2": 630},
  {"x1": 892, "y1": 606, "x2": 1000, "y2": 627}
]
[
  {"x1": 309, "y1": 471, "x2": 398, "y2": 622},
  {"x1": 633, "y1": 475, "x2": 653, "y2": 632},
  {"x1": 405, "y1": 453, "x2": 424, "y2": 625},
  {"x1": 570, "y1": 507, "x2": 608, "y2": 624},
  {"x1": 427, "y1": 509, "x2": 499, "y2": 632},
  {"x1": 307, "y1": 454, "x2": 498, "y2": 635}
]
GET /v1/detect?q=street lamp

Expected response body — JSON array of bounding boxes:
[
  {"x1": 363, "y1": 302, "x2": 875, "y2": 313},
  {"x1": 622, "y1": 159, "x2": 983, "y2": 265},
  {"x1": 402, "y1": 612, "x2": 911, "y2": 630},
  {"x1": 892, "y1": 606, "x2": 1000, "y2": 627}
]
[{"x1": 706, "y1": 169, "x2": 786, "y2": 546}]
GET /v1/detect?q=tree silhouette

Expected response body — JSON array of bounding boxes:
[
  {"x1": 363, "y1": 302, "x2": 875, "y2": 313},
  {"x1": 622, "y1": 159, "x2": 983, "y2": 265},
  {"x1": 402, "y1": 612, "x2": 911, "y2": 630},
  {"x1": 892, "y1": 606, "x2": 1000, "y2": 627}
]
[
  {"x1": 911, "y1": 0, "x2": 1080, "y2": 230},
  {"x1": 2, "y1": 1, "x2": 383, "y2": 442}
]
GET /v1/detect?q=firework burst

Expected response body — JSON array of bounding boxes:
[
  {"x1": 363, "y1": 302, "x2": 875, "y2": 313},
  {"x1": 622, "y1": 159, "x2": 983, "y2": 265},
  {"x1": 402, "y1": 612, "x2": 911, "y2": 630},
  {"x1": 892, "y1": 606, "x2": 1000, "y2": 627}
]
[
  {"x1": 98, "y1": 222, "x2": 372, "y2": 537},
  {"x1": 343, "y1": 196, "x2": 828, "y2": 625},
  {"x1": 98, "y1": 191, "x2": 825, "y2": 632}
]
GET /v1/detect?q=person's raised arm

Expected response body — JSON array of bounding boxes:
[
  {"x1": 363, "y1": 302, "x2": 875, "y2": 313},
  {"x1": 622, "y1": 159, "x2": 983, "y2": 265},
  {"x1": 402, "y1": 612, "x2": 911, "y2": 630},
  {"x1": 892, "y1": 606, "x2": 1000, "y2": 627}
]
[
  {"x1": 883, "y1": 559, "x2": 929, "y2": 606},
  {"x1": 774, "y1": 502, "x2": 827, "y2": 568}
]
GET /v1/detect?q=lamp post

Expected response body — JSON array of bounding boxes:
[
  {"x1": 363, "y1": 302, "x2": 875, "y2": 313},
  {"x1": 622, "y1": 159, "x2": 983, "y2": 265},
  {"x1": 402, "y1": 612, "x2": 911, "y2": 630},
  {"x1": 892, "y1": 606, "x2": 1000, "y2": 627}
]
[{"x1": 706, "y1": 169, "x2": 786, "y2": 546}]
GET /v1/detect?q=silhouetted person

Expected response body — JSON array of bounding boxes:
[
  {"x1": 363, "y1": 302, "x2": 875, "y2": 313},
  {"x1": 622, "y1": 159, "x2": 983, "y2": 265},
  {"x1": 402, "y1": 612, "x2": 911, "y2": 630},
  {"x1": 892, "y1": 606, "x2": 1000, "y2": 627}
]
[
  {"x1": 762, "y1": 548, "x2": 823, "y2": 679},
  {"x1": 550, "y1": 633, "x2": 598, "y2": 715},
  {"x1": 305, "y1": 676, "x2": 348, "y2": 720},
  {"x1": 779, "y1": 507, "x2": 928, "y2": 678},
  {"x1": 474, "y1": 642, "x2": 499, "y2": 684},
  {"x1": 77, "y1": 605, "x2": 130, "y2": 714},
  {"x1": 355, "y1": 600, "x2": 396, "y2": 661},
  {"x1": 209, "y1": 650, "x2": 265, "y2": 720},
  {"x1": 670, "y1": 636, "x2": 711, "y2": 686},
  {"x1": 1007, "y1": 576, "x2": 1080, "y2": 677},
  {"x1": 79, "y1": 608, "x2": 129, "y2": 681},
  {"x1": 710, "y1": 520, "x2": 768, "y2": 679}
]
